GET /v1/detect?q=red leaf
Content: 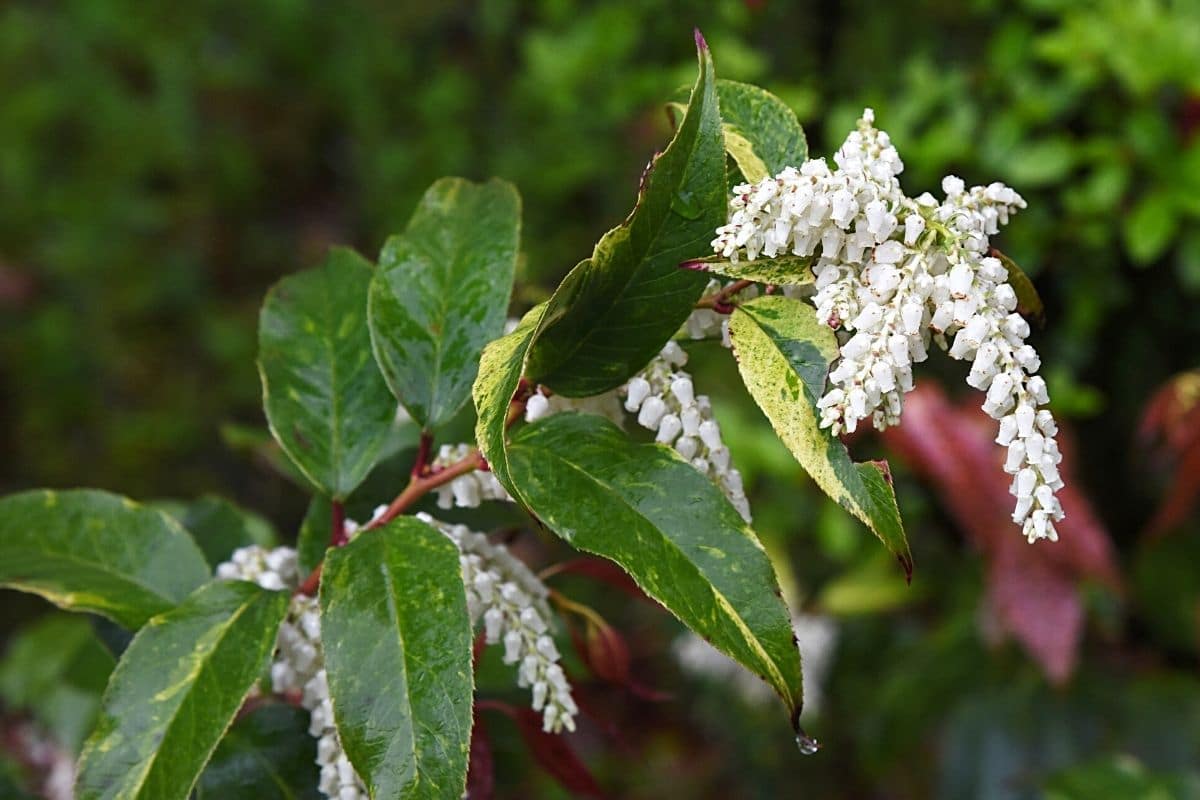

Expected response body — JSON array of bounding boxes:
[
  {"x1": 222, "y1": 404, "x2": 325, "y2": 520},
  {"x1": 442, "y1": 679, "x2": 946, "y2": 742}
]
[
  {"x1": 466, "y1": 711, "x2": 494, "y2": 800},
  {"x1": 882, "y1": 384, "x2": 1120, "y2": 683},
  {"x1": 514, "y1": 707, "x2": 605, "y2": 798},
  {"x1": 543, "y1": 557, "x2": 651, "y2": 603},
  {"x1": 1138, "y1": 370, "x2": 1200, "y2": 537}
]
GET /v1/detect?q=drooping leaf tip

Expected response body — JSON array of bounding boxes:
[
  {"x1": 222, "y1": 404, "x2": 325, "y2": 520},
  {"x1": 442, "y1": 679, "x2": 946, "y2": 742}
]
[
  {"x1": 791, "y1": 712, "x2": 821, "y2": 755},
  {"x1": 898, "y1": 553, "x2": 914, "y2": 585}
]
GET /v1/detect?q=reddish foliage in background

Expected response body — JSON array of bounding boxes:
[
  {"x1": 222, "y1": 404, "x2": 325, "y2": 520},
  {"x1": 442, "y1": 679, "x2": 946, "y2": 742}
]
[
  {"x1": 1138, "y1": 369, "x2": 1200, "y2": 537},
  {"x1": 466, "y1": 711, "x2": 495, "y2": 800},
  {"x1": 882, "y1": 385, "x2": 1120, "y2": 684},
  {"x1": 513, "y1": 707, "x2": 605, "y2": 798},
  {"x1": 542, "y1": 557, "x2": 651, "y2": 603},
  {"x1": 476, "y1": 701, "x2": 604, "y2": 798}
]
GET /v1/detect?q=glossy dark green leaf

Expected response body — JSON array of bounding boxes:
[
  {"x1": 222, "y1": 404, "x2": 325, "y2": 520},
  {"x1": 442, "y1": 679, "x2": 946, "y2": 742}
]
[
  {"x1": 76, "y1": 580, "x2": 290, "y2": 800},
  {"x1": 0, "y1": 614, "x2": 115, "y2": 752},
  {"x1": 320, "y1": 518, "x2": 473, "y2": 799},
  {"x1": 166, "y1": 495, "x2": 277, "y2": 568},
  {"x1": 369, "y1": 177, "x2": 521, "y2": 428},
  {"x1": 258, "y1": 247, "x2": 396, "y2": 499},
  {"x1": 195, "y1": 705, "x2": 321, "y2": 800},
  {"x1": 0, "y1": 489, "x2": 211, "y2": 628},
  {"x1": 525, "y1": 35, "x2": 725, "y2": 396},
  {"x1": 507, "y1": 412, "x2": 803, "y2": 720},
  {"x1": 472, "y1": 304, "x2": 546, "y2": 496},
  {"x1": 991, "y1": 249, "x2": 1045, "y2": 327},
  {"x1": 681, "y1": 253, "x2": 815, "y2": 286},
  {"x1": 728, "y1": 295, "x2": 911, "y2": 577}
]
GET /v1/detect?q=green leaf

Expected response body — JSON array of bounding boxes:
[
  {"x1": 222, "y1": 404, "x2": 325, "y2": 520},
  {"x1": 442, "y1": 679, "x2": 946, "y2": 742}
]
[
  {"x1": 669, "y1": 79, "x2": 808, "y2": 184},
  {"x1": 728, "y1": 295, "x2": 911, "y2": 577},
  {"x1": 76, "y1": 580, "x2": 290, "y2": 800},
  {"x1": 0, "y1": 614, "x2": 115, "y2": 752},
  {"x1": 1123, "y1": 189, "x2": 1179, "y2": 266},
  {"x1": 472, "y1": 304, "x2": 546, "y2": 496},
  {"x1": 320, "y1": 518, "x2": 474, "y2": 799},
  {"x1": 168, "y1": 495, "x2": 277, "y2": 568},
  {"x1": 681, "y1": 253, "x2": 815, "y2": 286},
  {"x1": 0, "y1": 489, "x2": 211, "y2": 629},
  {"x1": 258, "y1": 247, "x2": 397, "y2": 499},
  {"x1": 369, "y1": 178, "x2": 521, "y2": 429},
  {"x1": 991, "y1": 249, "x2": 1045, "y2": 327},
  {"x1": 712, "y1": 79, "x2": 808, "y2": 182},
  {"x1": 195, "y1": 705, "x2": 321, "y2": 800},
  {"x1": 507, "y1": 412, "x2": 803, "y2": 721},
  {"x1": 525, "y1": 35, "x2": 725, "y2": 396}
]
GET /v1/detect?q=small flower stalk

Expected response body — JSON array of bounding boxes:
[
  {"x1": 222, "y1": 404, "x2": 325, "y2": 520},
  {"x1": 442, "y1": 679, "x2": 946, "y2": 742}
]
[{"x1": 711, "y1": 109, "x2": 1063, "y2": 542}]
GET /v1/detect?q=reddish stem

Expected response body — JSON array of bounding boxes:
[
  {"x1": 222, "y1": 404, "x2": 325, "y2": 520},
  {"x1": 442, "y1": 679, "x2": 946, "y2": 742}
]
[
  {"x1": 412, "y1": 430, "x2": 434, "y2": 478},
  {"x1": 293, "y1": 448, "x2": 487, "y2": 596},
  {"x1": 695, "y1": 279, "x2": 754, "y2": 313},
  {"x1": 329, "y1": 500, "x2": 347, "y2": 547}
]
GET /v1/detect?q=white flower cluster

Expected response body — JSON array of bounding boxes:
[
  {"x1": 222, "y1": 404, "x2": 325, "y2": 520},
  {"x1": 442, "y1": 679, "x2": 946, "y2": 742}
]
[
  {"x1": 622, "y1": 341, "x2": 752, "y2": 522},
  {"x1": 524, "y1": 388, "x2": 625, "y2": 427},
  {"x1": 429, "y1": 443, "x2": 511, "y2": 510},
  {"x1": 215, "y1": 543, "x2": 301, "y2": 589},
  {"x1": 710, "y1": 109, "x2": 1063, "y2": 542},
  {"x1": 525, "y1": 339, "x2": 751, "y2": 522},
  {"x1": 416, "y1": 513, "x2": 577, "y2": 734},
  {"x1": 216, "y1": 546, "x2": 367, "y2": 800}
]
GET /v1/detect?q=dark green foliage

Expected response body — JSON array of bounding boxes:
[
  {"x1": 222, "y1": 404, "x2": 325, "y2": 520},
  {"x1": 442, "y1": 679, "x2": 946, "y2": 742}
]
[
  {"x1": 195, "y1": 705, "x2": 322, "y2": 800},
  {"x1": 76, "y1": 580, "x2": 290, "y2": 800},
  {"x1": 0, "y1": 490, "x2": 211, "y2": 628},
  {"x1": 508, "y1": 412, "x2": 803, "y2": 717},
  {"x1": 369, "y1": 177, "x2": 521, "y2": 429},
  {"x1": 320, "y1": 519, "x2": 474, "y2": 799},
  {"x1": 258, "y1": 247, "x2": 397, "y2": 499},
  {"x1": 524, "y1": 37, "x2": 724, "y2": 395}
]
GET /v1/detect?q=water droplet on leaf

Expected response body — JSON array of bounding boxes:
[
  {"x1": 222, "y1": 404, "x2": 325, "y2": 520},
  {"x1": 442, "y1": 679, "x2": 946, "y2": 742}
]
[
  {"x1": 796, "y1": 733, "x2": 821, "y2": 755},
  {"x1": 672, "y1": 189, "x2": 703, "y2": 220}
]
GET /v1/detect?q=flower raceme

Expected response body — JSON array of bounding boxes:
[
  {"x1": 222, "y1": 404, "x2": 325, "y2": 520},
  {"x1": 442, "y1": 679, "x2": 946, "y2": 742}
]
[
  {"x1": 711, "y1": 109, "x2": 1064, "y2": 543},
  {"x1": 216, "y1": 528, "x2": 576, "y2": 800}
]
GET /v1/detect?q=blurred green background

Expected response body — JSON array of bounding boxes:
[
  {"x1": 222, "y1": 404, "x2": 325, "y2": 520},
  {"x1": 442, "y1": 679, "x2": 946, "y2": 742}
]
[{"x1": 3, "y1": 0, "x2": 1200, "y2": 797}]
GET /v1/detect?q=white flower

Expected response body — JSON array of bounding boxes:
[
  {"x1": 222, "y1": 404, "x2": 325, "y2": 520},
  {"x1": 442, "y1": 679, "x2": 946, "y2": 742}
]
[
  {"x1": 711, "y1": 108, "x2": 1060, "y2": 543},
  {"x1": 619, "y1": 342, "x2": 753, "y2": 521},
  {"x1": 429, "y1": 442, "x2": 511, "y2": 510}
]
